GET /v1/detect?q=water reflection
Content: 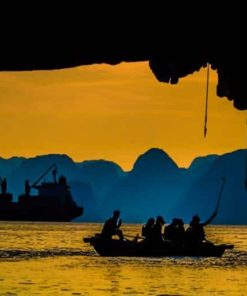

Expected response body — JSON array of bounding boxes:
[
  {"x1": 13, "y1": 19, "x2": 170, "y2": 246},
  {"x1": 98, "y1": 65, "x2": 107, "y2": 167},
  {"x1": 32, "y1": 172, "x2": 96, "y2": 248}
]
[{"x1": 0, "y1": 222, "x2": 246, "y2": 295}]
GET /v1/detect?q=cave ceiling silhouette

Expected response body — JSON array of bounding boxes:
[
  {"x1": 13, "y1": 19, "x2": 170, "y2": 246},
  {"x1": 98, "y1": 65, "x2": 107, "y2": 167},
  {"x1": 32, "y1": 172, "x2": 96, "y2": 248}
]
[{"x1": 0, "y1": 6, "x2": 246, "y2": 110}]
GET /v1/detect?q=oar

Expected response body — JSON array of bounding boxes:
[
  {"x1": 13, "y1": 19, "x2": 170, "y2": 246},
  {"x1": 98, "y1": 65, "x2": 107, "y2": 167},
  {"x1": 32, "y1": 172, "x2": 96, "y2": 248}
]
[
  {"x1": 123, "y1": 234, "x2": 145, "y2": 239},
  {"x1": 83, "y1": 234, "x2": 145, "y2": 243},
  {"x1": 215, "y1": 177, "x2": 226, "y2": 212}
]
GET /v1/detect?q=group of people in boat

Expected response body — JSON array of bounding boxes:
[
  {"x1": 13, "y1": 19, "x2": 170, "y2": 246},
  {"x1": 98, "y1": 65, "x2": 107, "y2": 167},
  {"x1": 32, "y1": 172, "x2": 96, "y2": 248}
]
[{"x1": 101, "y1": 209, "x2": 218, "y2": 245}]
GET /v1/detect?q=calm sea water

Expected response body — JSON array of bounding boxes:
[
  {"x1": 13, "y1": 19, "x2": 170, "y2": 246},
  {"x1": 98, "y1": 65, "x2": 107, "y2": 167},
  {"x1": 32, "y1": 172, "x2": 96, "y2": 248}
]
[{"x1": 0, "y1": 222, "x2": 246, "y2": 296}]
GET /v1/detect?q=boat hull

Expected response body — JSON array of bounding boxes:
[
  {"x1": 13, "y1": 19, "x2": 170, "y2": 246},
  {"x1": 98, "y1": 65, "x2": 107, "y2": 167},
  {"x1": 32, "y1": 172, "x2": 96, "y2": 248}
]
[
  {"x1": 0, "y1": 201, "x2": 83, "y2": 222},
  {"x1": 85, "y1": 236, "x2": 233, "y2": 257}
]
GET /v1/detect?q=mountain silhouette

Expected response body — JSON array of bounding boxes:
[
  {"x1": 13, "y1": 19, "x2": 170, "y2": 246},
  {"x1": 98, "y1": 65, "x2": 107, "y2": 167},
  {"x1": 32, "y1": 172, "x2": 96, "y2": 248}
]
[
  {"x1": 131, "y1": 148, "x2": 179, "y2": 179},
  {"x1": 76, "y1": 160, "x2": 126, "y2": 220},
  {"x1": 69, "y1": 180, "x2": 98, "y2": 221},
  {"x1": 188, "y1": 154, "x2": 219, "y2": 175},
  {"x1": 78, "y1": 160, "x2": 125, "y2": 198},
  {"x1": 102, "y1": 148, "x2": 184, "y2": 222},
  {"x1": 179, "y1": 149, "x2": 247, "y2": 224},
  {"x1": 0, "y1": 157, "x2": 26, "y2": 178},
  {"x1": 0, "y1": 149, "x2": 246, "y2": 223},
  {"x1": 18, "y1": 154, "x2": 80, "y2": 180}
]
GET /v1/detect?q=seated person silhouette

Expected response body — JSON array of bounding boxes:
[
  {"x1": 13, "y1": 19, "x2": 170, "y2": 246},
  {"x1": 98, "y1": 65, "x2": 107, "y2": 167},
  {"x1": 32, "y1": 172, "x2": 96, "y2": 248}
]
[
  {"x1": 186, "y1": 210, "x2": 217, "y2": 244},
  {"x1": 152, "y1": 216, "x2": 165, "y2": 243},
  {"x1": 142, "y1": 217, "x2": 155, "y2": 240},
  {"x1": 164, "y1": 218, "x2": 185, "y2": 243},
  {"x1": 101, "y1": 210, "x2": 124, "y2": 240}
]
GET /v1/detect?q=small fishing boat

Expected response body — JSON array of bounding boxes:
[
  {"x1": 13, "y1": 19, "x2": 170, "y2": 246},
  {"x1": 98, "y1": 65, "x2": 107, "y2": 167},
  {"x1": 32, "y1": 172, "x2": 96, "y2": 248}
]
[{"x1": 84, "y1": 235, "x2": 234, "y2": 257}]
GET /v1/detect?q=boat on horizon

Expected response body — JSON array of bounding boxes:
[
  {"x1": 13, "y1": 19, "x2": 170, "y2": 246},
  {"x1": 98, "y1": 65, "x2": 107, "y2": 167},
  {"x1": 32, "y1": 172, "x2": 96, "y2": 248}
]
[{"x1": 0, "y1": 164, "x2": 83, "y2": 222}]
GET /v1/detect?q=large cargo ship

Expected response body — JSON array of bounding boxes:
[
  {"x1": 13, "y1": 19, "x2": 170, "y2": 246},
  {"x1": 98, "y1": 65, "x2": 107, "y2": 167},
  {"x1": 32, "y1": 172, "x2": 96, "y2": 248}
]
[{"x1": 0, "y1": 164, "x2": 83, "y2": 221}]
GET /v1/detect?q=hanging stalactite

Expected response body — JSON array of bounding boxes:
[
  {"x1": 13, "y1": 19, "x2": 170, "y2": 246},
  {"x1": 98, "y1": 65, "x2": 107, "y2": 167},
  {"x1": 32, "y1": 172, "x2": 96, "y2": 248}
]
[{"x1": 204, "y1": 63, "x2": 210, "y2": 138}]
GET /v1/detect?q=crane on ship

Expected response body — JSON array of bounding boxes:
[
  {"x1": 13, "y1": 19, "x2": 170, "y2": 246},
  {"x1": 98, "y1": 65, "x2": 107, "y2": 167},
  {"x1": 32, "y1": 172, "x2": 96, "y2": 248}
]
[
  {"x1": 31, "y1": 163, "x2": 57, "y2": 188},
  {"x1": 24, "y1": 163, "x2": 57, "y2": 196}
]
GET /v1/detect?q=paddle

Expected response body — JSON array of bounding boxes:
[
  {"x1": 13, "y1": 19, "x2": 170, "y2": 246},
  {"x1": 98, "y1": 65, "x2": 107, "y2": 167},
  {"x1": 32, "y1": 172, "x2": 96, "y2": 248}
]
[
  {"x1": 215, "y1": 177, "x2": 226, "y2": 212},
  {"x1": 83, "y1": 234, "x2": 145, "y2": 243},
  {"x1": 123, "y1": 234, "x2": 145, "y2": 240}
]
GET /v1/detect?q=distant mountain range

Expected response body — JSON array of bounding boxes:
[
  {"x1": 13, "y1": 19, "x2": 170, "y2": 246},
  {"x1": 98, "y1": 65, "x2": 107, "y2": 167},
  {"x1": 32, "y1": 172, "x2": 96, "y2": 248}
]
[{"x1": 0, "y1": 148, "x2": 246, "y2": 224}]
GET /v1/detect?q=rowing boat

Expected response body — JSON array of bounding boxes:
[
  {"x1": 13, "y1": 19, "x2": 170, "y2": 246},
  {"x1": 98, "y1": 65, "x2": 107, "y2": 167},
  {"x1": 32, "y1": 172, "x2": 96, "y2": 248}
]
[{"x1": 83, "y1": 235, "x2": 233, "y2": 257}]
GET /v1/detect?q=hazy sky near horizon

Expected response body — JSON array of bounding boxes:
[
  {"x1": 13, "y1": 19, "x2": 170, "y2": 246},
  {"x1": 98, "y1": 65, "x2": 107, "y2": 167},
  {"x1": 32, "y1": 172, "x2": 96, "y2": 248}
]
[{"x1": 0, "y1": 62, "x2": 246, "y2": 170}]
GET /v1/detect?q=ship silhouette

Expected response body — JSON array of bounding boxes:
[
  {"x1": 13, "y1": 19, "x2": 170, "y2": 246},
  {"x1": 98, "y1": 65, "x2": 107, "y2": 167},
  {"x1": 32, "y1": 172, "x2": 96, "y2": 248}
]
[{"x1": 0, "y1": 164, "x2": 83, "y2": 221}]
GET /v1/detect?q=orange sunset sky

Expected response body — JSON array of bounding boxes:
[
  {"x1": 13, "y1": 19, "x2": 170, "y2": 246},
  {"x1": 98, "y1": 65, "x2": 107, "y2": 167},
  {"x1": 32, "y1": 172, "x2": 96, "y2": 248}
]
[{"x1": 0, "y1": 62, "x2": 246, "y2": 170}]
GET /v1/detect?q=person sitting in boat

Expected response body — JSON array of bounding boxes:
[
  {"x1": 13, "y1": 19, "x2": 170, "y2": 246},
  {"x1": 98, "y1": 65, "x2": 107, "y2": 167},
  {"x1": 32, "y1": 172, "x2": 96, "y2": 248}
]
[
  {"x1": 152, "y1": 216, "x2": 165, "y2": 243},
  {"x1": 101, "y1": 210, "x2": 124, "y2": 240},
  {"x1": 142, "y1": 217, "x2": 155, "y2": 240},
  {"x1": 164, "y1": 218, "x2": 185, "y2": 243},
  {"x1": 185, "y1": 210, "x2": 217, "y2": 244}
]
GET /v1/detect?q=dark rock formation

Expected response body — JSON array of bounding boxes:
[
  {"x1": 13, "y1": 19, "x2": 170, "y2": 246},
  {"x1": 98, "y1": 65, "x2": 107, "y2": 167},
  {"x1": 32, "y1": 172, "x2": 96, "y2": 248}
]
[{"x1": 0, "y1": 5, "x2": 246, "y2": 110}]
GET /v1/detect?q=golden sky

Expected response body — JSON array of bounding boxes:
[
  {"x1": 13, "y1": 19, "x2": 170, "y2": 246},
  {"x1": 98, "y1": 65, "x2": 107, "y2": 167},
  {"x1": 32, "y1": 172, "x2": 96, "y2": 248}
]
[{"x1": 0, "y1": 62, "x2": 246, "y2": 170}]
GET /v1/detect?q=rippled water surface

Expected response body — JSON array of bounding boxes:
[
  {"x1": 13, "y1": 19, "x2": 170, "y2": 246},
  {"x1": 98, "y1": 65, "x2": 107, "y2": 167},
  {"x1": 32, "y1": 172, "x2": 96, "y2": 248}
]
[{"x1": 0, "y1": 222, "x2": 246, "y2": 295}]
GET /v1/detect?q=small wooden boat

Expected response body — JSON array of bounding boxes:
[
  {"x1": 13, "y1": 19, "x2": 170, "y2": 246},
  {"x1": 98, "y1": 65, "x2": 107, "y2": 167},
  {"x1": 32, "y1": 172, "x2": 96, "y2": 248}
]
[{"x1": 84, "y1": 235, "x2": 234, "y2": 257}]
